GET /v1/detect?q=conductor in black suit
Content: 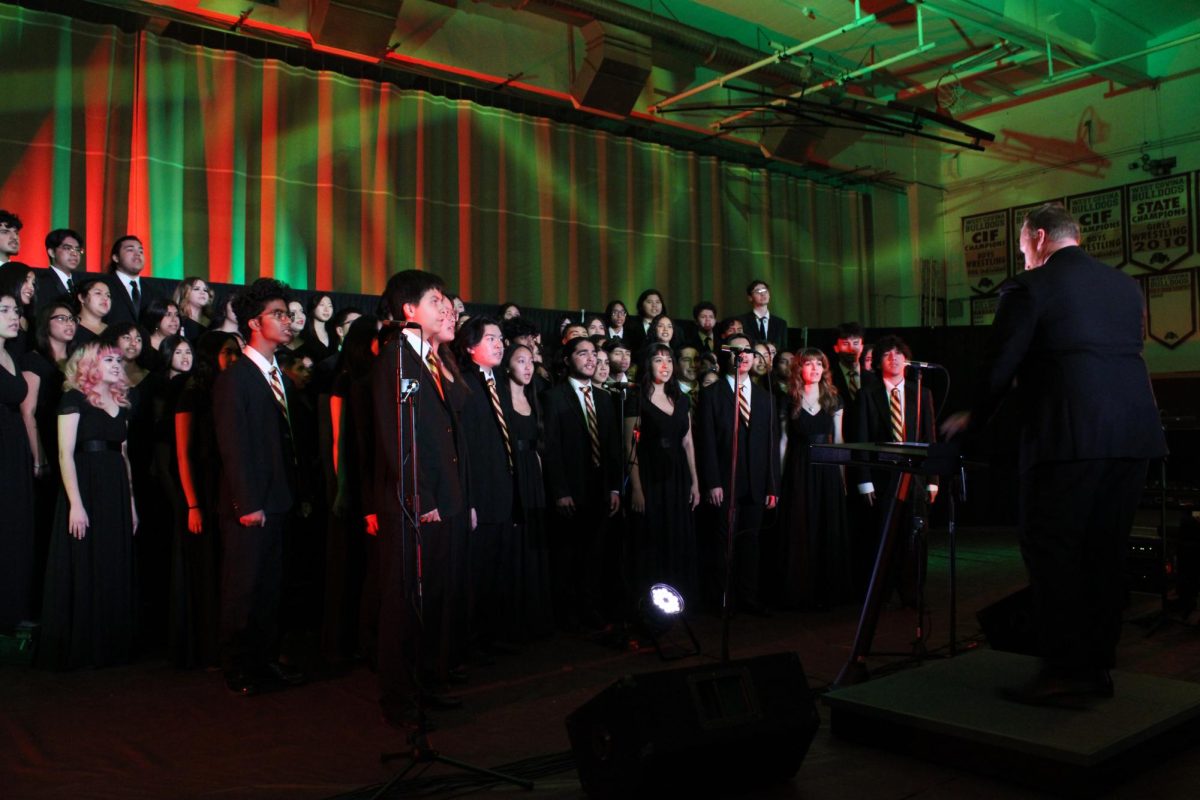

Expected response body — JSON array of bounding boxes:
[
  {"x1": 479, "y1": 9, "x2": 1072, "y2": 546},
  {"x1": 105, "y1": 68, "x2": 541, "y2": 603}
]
[
  {"x1": 456, "y1": 316, "x2": 517, "y2": 649},
  {"x1": 102, "y1": 235, "x2": 153, "y2": 326},
  {"x1": 737, "y1": 279, "x2": 788, "y2": 351},
  {"x1": 695, "y1": 332, "x2": 780, "y2": 615},
  {"x1": 542, "y1": 336, "x2": 622, "y2": 630},
  {"x1": 211, "y1": 278, "x2": 302, "y2": 695},
  {"x1": 35, "y1": 228, "x2": 86, "y2": 311},
  {"x1": 370, "y1": 270, "x2": 468, "y2": 731},
  {"x1": 944, "y1": 203, "x2": 1167, "y2": 705},
  {"x1": 852, "y1": 335, "x2": 938, "y2": 604}
]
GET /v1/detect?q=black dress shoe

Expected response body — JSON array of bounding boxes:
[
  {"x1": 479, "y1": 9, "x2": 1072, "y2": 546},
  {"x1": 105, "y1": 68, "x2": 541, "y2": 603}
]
[
  {"x1": 267, "y1": 661, "x2": 306, "y2": 686},
  {"x1": 1000, "y1": 670, "x2": 1113, "y2": 708},
  {"x1": 420, "y1": 691, "x2": 464, "y2": 710},
  {"x1": 225, "y1": 671, "x2": 259, "y2": 696}
]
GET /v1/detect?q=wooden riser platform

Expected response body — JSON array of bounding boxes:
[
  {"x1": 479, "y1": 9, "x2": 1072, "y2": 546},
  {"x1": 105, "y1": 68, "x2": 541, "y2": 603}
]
[{"x1": 824, "y1": 650, "x2": 1200, "y2": 797}]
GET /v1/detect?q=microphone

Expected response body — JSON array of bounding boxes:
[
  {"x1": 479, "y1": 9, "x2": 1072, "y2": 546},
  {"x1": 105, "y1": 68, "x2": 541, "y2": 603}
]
[
  {"x1": 720, "y1": 345, "x2": 754, "y2": 355},
  {"x1": 906, "y1": 360, "x2": 942, "y2": 370},
  {"x1": 606, "y1": 380, "x2": 632, "y2": 390},
  {"x1": 378, "y1": 319, "x2": 424, "y2": 329}
]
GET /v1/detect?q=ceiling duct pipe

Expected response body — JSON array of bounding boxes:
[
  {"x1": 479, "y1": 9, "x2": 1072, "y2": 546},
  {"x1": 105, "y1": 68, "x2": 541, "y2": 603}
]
[{"x1": 476, "y1": 0, "x2": 818, "y2": 91}]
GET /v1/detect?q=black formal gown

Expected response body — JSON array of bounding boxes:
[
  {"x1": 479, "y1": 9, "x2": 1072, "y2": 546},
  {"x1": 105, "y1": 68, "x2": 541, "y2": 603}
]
[
  {"x1": 509, "y1": 406, "x2": 553, "y2": 639},
  {"x1": 627, "y1": 394, "x2": 697, "y2": 602},
  {"x1": 20, "y1": 351, "x2": 65, "y2": 618},
  {"x1": 0, "y1": 357, "x2": 34, "y2": 626},
  {"x1": 38, "y1": 390, "x2": 136, "y2": 669},
  {"x1": 777, "y1": 402, "x2": 851, "y2": 610},
  {"x1": 169, "y1": 377, "x2": 221, "y2": 668}
]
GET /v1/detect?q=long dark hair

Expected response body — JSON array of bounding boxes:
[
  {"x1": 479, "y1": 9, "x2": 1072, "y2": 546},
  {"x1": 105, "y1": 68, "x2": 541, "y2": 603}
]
[
  {"x1": 302, "y1": 292, "x2": 334, "y2": 345},
  {"x1": 636, "y1": 342, "x2": 680, "y2": 403},
  {"x1": 504, "y1": 342, "x2": 544, "y2": 453},
  {"x1": 334, "y1": 314, "x2": 379, "y2": 380},
  {"x1": 788, "y1": 347, "x2": 839, "y2": 417},
  {"x1": 187, "y1": 331, "x2": 240, "y2": 393}
]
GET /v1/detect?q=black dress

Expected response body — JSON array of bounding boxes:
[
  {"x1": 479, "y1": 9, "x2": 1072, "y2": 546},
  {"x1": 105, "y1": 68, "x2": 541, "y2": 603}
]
[
  {"x1": 38, "y1": 390, "x2": 136, "y2": 669},
  {"x1": 0, "y1": 355, "x2": 34, "y2": 626},
  {"x1": 777, "y1": 401, "x2": 852, "y2": 609},
  {"x1": 627, "y1": 394, "x2": 697, "y2": 602},
  {"x1": 169, "y1": 381, "x2": 222, "y2": 668},
  {"x1": 509, "y1": 405, "x2": 553, "y2": 639},
  {"x1": 19, "y1": 351, "x2": 65, "y2": 619}
]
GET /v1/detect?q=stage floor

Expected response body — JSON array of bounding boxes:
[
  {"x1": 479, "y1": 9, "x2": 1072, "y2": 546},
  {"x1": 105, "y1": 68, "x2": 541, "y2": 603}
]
[{"x1": 6, "y1": 527, "x2": 1200, "y2": 799}]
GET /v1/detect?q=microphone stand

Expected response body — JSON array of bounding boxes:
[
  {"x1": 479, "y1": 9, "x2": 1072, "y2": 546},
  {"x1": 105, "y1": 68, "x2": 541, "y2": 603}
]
[
  {"x1": 720, "y1": 373, "x2": 743, "y2": 663},
  {"x1": 378, "y1": 333, "x2": 531, "y2": 795}
]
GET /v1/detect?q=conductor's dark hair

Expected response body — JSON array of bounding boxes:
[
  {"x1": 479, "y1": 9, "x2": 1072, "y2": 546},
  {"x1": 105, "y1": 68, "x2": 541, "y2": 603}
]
[{"x1": 1022, "y1": 202, "x2": 1081, "y2": 243}]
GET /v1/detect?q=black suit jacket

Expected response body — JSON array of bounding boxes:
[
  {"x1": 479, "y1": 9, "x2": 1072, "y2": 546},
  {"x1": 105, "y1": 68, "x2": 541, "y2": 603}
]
[
  {"x1": 541, "y1": 379, "x2": 622, "y2": 507},
  {"x1": 738, "y1": 311, "x2": 788, "y2": 350},
  {"x1": 829, "y1": 361, "x2": 876, "y2": 444},
  {"x1": 369, "y1": 337, "x2": 469, "y2": 520},
  {"x1": 853, "y1": 378, "x2": 937, "y2": 489},
  {"x1": 211, "y1": 355, "x2": 298, "y2": 518},
  {"x1": 101, "y1": 272, "x2": 155, "y2": 327},
  {"x1": 461, "y1": 366, "x2": 515, "y2": 524},
  {"x1": 970, "y1": 245, "x2": 1167, "y2": 470},
  {"x1": 34, "y1": 267, "x2": 82, "y2": 310},
  {"x1": 695, "y1": 378, "x2": 780, "y2": 501}
]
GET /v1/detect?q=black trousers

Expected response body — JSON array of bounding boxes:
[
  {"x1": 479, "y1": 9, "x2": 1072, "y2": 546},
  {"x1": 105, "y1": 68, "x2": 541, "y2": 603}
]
[
  {"x1": 219, "y1": 512, "x2": 285, "y2": 673},
  {"x1": 470, "y1": 520, "x2": 517, "y2": 643},
  {"x1": 550, "y1": 499, "x2": 609, "y2": 626},
  {"x1": 377, "y1": 511, "x2": 468, "y2": 720},
  {"x1": 1019, "y1": 458, "x2": 1148, "y2": 673},
  {"x1": 708, "y1": 499, "x2": 765, "y2": 609}
]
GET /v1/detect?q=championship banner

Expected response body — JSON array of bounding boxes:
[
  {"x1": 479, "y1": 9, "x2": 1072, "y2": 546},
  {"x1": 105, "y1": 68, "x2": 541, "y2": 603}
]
[
  {"x1": 970, "y1": 294, "x2": 999, "y2": 326},
  {"x1": 1067, "y1": 188, "x2": 1126, "y2": 268},
  {"x1": 1144, "y1": 269, "x2": 1197, "y2": 349},
  {"x1": 1127, "y1": 174, "x2": 1193, "y2": 271},
  {"x1": 962, "y1": 211, "x2": 1009, "y2": 294},
  {"x1": 1010, "y1": 199, "x2": 1063, "y2": 272}
]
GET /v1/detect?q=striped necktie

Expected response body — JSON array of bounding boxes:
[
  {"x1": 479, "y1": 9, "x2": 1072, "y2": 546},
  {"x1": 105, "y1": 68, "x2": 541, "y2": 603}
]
[
  {"x1": 426, "y1": 350, "x2": 445, "y2": 401},
  {"x1": 130, "y1": 279, "x2": 141, "y2": 311},
  {"x1": 580, "y1": 385, "x2": 601, "y2": 467},
  {"x1": 486, "y1": 376, "x2": 513, "y2": 471},
  {"x1": 738, "y1": 381, "x2": 751, "y2": 426},
  {"x1": 890, "y1": 386, "x2": 904, "y2": 442},
  {"x1": 268, "y1": 367, "x2": 290, "y2": 423},
  {"x1": 847, "y1": 369, "x2": 859, "y2": 400}
]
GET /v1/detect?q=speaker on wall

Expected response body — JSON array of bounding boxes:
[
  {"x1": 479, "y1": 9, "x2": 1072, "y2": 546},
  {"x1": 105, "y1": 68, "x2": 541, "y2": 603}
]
[
  {"x1": 570, "y1": 21, "x2": 653, "y2": 117},
  {"x1": 565, "y1": 651, "x2": 819, "y2": 798},
  {"x1": 308, "y1": 0, "x2": 402, "y2": 55}
]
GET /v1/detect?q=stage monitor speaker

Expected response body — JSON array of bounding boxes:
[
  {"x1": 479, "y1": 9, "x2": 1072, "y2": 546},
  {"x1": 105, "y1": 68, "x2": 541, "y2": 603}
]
[
  {"x1": 308, "y1": 0, "x2": 402, "y2": 55},
  {"x1": 570, "y1": 21, "x2": 652, "y2": 117},
  {"x1": 976, "y1": 586, "x2": 1040, "y2": 657},
  {"x1": 759, "y1": 125, "x2": 827, "y2": 163},
  {"x1": 565, "y1": 651, "x2": 819, "y2": 799}
]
